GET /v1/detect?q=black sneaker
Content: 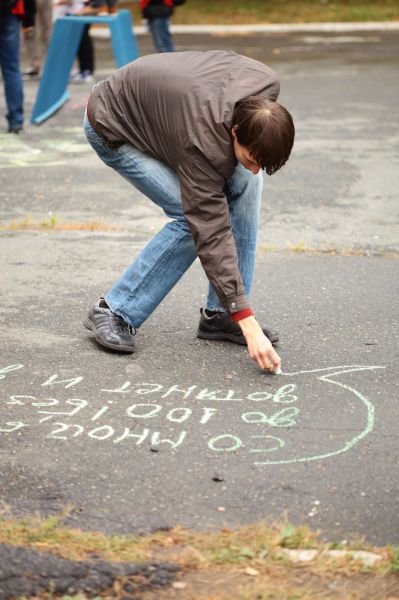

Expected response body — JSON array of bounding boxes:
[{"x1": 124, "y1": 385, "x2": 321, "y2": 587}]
[
  {"x1": 197, "y1": 308, "x2": 279, "y2": 346},
  {"x1": 23, "y1": 68, "x2": 40, "y2": 80},
  {"x1": 8, "y1": 126, "x2": 22, "y2": 134},
  {"x1": 83, "y1": 298, "x2": 136, "y2": 353}
]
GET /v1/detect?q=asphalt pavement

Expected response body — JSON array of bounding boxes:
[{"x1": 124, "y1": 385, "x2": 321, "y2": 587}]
[{"x1": 1, "y1": 27, "x2": 398, "y2": 546}]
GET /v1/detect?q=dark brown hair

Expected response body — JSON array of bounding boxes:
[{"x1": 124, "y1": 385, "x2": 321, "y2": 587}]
[{"x1": 232, "y1": 96, "x2": 295, "y2": 175}]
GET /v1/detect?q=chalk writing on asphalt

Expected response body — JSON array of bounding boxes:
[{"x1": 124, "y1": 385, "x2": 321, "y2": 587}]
[
  {"x1": 0, "y1": 128, "x2": 91, "y2": 168},
  {"x1": 0, "y1": 364, "x2": 385, "y2": 466}
]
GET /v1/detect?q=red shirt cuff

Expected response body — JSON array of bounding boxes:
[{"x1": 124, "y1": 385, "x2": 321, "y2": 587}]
[{"x1": 230, "y1": 308, "x2": 254, "y2": 322}]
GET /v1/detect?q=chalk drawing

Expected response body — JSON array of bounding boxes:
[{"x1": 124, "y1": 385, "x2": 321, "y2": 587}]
[
  {"x1": 249, "y1": 435, "x2": 286, "y2": 453},
  {"x1": 253, "y1": 366, "x2": 382, "y2": 466},
  {"x1": 0, "y1": 364, "x2": 23, "y2": 380},
  {"x1": 47, "y1": 422, "x2": 85, "y2": 440},
  {"x1": 113, "y1": 427, "x2": 150, "y2": 445},
  {"x1": 87, "y1": 425, "x2": 115, "y2": 440},
  {"x1": 208, "y1": 434, "x2": 286, "y2": 454},
  {"x1": 36, "y1": 399, "x2": 88, "y2": 423},
  {"x1": 241, "y1": 406, "x2": 299, "y2": 427},
  {"x1": 42, "y1": 374, "x2": 84, "y2": 388},
  {"x1": 6, "y1": 395, "x2": 58, "y2": 406},
  {"x1": 0, "y1": 421, "x2": 28, "y2": 433},
  {"x1": 126, "y1": 403, "x2": 162, "y2": 419},
  {"x1": 208, "y1": 434, "x2": 243, "y2": 452},
  {"x1": 0, "y1": 129, "x2": 91, "y2": 169},
  {"x1": 101, "y1": 382, "x2": 299, "y2": 404},
  {"x1": 0, "y1": 364, "x2": 385, "y2": 466}
]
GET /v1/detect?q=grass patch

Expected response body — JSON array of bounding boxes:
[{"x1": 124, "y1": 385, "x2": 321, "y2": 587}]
[
  {"x1": 0, "y1": 514, "x2": 308, "y2": 565},
  {"x1": 126, "y1": 0, "x2": 399, "y2": 25},
  {"x1": 191, "y1": 522, "x2": 318, "y2": 565},
  {"x1": 0, "y1": 215, "x2": 126, "y2": 232},
  {"x1": 390, "y1": 545, "x2": 399, "y2": 572},
  {"x1": 2, "y1": 513, "x2": 399, "y2": 599},
  {"x1": 0, "y1": 511, "x2": 153, "y2": 562},
  {"x1": 1, "y1": 513, "x2": 398, "y2": 574},
  {"x1": 258, "y1": 242, "x2": 398, "y2": 258}
]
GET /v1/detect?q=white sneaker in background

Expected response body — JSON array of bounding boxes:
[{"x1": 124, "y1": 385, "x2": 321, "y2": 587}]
[{"x1": 69, "y1": 70, "x2": 94, "y2": 84}]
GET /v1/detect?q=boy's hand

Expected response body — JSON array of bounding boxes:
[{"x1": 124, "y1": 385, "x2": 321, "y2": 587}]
[{"x1": 238, "y1": 315, "x2": 281, "y2": 372}]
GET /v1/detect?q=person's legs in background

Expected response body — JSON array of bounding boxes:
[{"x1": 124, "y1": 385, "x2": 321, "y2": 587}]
[
  {"x1": 23, "y1": 25, "x2": 39, "y2": 77},
  {"x1": 71, "y1": 0, "x2": 119, "y2": 81},
  {"x1": 105, "y1": 0, "x2": 118, "y2": 14},
  {"x1": 148, "y1": 17, "x2": 175, "y2": 53},
  {"x1": 23, "y1": 0, "x2": 53, "y2": 79},
  {"x1": 70, "y1": 24, "x2": 94, "y2": 83},
  {"x1": 39, "y1": 0, "x2": 53, "y2": 66},
  {"x1": 0, "y1": 13, "x2": 24, "y2": 132},
  {"x1": 77, "y1": 24, "x2": 94, "y2": 79}
]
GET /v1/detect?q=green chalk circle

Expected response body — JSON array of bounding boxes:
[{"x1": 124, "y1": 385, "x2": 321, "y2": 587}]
[{"x1": 254, "y1": 366, "x2": 383, "y2": 466}]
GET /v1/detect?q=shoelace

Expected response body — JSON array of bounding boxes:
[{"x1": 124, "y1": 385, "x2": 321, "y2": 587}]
[{"x1": 110, "y1": 313, "x2": 136, "y2": 336}]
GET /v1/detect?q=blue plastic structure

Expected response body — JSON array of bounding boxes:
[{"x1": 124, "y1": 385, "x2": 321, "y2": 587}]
[{"x1": 31, "y1": 9, "x2": 139, "y2": 124}]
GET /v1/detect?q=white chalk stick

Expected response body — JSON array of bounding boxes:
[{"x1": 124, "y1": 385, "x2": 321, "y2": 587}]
[{"x1": 273, "y1": 368, "x2": 282, "y2": 375}]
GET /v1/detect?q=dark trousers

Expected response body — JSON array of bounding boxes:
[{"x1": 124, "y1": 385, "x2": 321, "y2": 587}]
[
  {"x1": 0, "y1": 14, "x2": 23, "y2": 128},
  {"x1": 78, "y1": 25, "x2": 94, "y2": 73},
  {"x1": 148, "y1": 17, "x2": 175, "y2": 53}
]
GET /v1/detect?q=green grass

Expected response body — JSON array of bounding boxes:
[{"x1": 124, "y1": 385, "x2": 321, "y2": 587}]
[
  {"x1": 0, "y1": 215, "x2": 125, "y2": 232},
  {"x1": 0, "y1": 513, "x2": 149, "y2": 562},
  {"x1": 126, "y1": 0, "x2": 399, "y2": 25},
  {"x1": 390, "y1": 545, "x2": 399, "y2": 572},
  {"x1": 2, "y1": 513, "x2": 398, "y2": 574},
  {"x1": 2, "y1": 513, "x2": 399, "y2": 599}
]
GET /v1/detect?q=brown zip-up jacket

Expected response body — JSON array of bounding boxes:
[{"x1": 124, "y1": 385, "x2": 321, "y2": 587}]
[{"x1": 88, "y1": 50, "x2": 280, "y2": 313}]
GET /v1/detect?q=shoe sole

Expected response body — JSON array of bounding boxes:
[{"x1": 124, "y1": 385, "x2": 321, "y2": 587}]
[
  {"x1": 197, "y1": 329, "x2": 279, "y2": 346},
  {"x1": 83, "y1": 318, "x2": 135, "y2": 353}
]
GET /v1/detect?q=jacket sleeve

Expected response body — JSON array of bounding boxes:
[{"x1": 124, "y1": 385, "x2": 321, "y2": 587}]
[{"x1": 178, "y1": 150, "x2": 249, "y2": 314}]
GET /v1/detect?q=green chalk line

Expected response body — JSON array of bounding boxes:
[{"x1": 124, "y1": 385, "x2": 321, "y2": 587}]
[{"x1": 255, "y1": 366, "x2": 384, "y2": 466}]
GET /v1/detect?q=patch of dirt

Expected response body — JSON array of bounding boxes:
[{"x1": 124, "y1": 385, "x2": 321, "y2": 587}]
[{"x1": 140, "y1": 566, "x2": 399, "y2": 600}]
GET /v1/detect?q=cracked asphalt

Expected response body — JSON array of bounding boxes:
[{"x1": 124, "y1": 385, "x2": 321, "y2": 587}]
[
  {"x1": 0, "y1": 25, "x2": 398, "y2": 580},
  {"x1": 0, "y1": 543, "x2": 179, "y2": 599}
]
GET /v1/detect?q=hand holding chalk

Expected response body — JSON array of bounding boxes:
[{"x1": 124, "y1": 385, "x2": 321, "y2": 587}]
[{"x1": 237, "y1": 315, "x2": 281, "y2": 372}]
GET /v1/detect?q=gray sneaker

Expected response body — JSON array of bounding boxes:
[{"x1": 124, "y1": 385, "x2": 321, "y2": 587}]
[{"x1": 83, "y1": 299, "x2": 135, "y2": 353}]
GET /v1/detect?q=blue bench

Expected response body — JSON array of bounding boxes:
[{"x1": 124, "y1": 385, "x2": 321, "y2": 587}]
[{"x1": 31, "y1": 9, "x2": 139, "y2": 124}]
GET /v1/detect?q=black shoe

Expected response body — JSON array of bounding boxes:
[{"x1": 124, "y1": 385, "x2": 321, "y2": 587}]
[
  {"x1": 23, "y1": 68, "x2": 40, "y2": 80},
  {"x1": 83, "y1": 298, "x2": 136, "y2": 353},
  {"x1": 197, "y1": 308, "x2": 279, "y2": 346},
  {"x1": 8, "y1": 126, "x2": 22, "y2": 134}
]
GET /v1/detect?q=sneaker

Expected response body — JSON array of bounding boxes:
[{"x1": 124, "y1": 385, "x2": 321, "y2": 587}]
[
  {"x1": 197, "y1": 308, "x2": 279, "y2": 346},
  {"x1": 83, "y1": 298, "x2": 136, "y2": 353},
  {"x1": 23, "y1": 68, "x2": 40, "y2": 80},
  {"x1": 8, "y1": 126, "x2": 23, "y2": 134},
  {"x1": 69, "y1": 70, "x2": 94, "y2": 84}
]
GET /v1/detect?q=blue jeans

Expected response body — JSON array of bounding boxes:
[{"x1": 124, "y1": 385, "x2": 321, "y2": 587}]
[
  {"x1": 0, "y1": 14, "x2": 23, "y2": 129},
  {"x1": 147, "y1": 17, "x2": 175, "y2": 53},
  {"x1": 84, "y1": 112, "x2": 262, "y2": 328}
]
